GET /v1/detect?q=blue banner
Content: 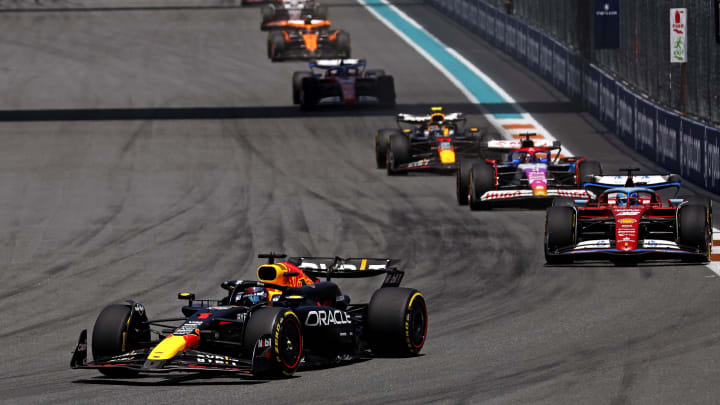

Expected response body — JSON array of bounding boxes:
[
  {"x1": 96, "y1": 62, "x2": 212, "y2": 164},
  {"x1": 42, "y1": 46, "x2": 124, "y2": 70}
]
[
  {"x1": 706, "y1": 126, "x2": 720, "y2": 193},
  {"x1": 679, "y1": 118, "x2": 706, "y2": 185},
  {"x1": 552, "y1": 40, "x2": 567, "y2": 94},
  {"x1": 656, "y1": 108, "x2": 681, "y2": 173},
  {"x1": 634, "y1": 97, "x2": 656, "y2": 159},
  {"x1": 594, "y1": 0, "x2": 620, "y2": 49},
  {"x1": 616, "y1": 84, "x2": 635, "y2": 145},
  {"x1": 566, "y1": 52, "x2": 582, "y2": 101},
  {"x1": 584, "y1": 65, "x2": 601, "y2": 117},
  {"x1": 598, "y1": 70, "x2": 617, "y2": 132},
  {"x1": 540, "y1": 35, "x2": 554, "y2": 83},
  {"x1": 515, "y1": 19, "x2": 528, "y2": 64},
  {"x1": 526, "y1": 26, "x2": 541, "y2": 74}
]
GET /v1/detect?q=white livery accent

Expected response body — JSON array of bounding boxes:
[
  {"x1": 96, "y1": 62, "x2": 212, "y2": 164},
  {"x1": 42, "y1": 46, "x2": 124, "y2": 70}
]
[
  {"x1": 574, "y1": 240, "x2": 612, "y2": 249},
  {"x1": 314, "y1": 59, "x2": 361, "y2": 66},
  {"x1": 586, "y1": 175, "x2": 673, "y2": 186},
  {"x1": 397, "y1": 112, "x2": 462, "y2": 122},
  {"x1": 480, "y1": 189, "x2": 588, "y2": 201},
  {"x1": 485, "y1": 140, "x2": 558, "y2": 149},
  {"x1": 641, "y1": 240, "x2": 682, "y2": 249}
]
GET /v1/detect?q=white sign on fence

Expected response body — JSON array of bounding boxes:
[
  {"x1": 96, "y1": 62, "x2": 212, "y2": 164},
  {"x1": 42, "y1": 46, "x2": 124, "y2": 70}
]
[{"x1": 670, "y1": 8, "x2": 688, "y2": 63}]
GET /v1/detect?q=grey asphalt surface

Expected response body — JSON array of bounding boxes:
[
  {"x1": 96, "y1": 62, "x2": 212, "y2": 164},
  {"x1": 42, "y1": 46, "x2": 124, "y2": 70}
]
[{"x1": 0, "y1": 1, "x2": 719, "y2": 404}]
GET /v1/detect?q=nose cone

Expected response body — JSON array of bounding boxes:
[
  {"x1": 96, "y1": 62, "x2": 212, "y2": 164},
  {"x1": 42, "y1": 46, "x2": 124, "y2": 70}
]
[{"x1": 439, "y1": 149, "x2": 455, "y2": 164}]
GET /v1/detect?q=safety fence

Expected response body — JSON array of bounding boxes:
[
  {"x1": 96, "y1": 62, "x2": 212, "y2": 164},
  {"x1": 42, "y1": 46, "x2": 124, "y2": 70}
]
[{"x1": 427, "y1": 0, "x2": 720, "y2": 196}]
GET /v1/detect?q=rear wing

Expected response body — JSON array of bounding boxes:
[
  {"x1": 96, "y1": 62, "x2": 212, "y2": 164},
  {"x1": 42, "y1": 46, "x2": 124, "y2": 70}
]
[
  {"x1": 583, "y1": 174, "x2": 682, "y2": 196},
  {"x1": 291, "y1": 256, "x2": 404, "y2": 287},
  {"x1": 310, "y1": 59, "x2": 365, "y2": 68},
  {"x1": 396, "y1": 112, "x2": 464, "y2": 124},
  {"x1": 483, "y1": 139, "x2": 560, "y2": 150}
]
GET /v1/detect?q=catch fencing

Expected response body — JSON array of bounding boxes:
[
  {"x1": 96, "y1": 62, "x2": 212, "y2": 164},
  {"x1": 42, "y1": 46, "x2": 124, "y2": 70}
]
[{"x1": 427, "y1": 0, "x2": 720, "y2": 195}]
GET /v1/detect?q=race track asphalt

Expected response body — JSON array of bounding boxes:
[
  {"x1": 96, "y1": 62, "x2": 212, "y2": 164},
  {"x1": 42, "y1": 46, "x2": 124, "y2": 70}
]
[{"x1": 0, "y1": 1, "x2": 718, "y2": 404}]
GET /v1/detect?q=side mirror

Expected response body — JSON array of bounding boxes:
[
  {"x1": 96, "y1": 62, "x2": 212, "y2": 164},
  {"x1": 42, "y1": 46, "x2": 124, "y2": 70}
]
[
  {"x1": 178, "y1": 292, "x2": 195, "y2": 302},
  {"x1": 669, "y1": 198, "x2": 685, "y2": 206},
  {"x1": 574, "y1": 199, "x2": 589, "y2": 207}
]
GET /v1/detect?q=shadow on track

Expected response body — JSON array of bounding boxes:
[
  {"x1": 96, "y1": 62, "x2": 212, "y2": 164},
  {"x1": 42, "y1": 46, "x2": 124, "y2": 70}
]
[
  {"x1": 72, "y1": 375, "x2": 272, "y2": 386},
  {"x1": 0, "y1": 102, "x2": 582, "y2": 122}
]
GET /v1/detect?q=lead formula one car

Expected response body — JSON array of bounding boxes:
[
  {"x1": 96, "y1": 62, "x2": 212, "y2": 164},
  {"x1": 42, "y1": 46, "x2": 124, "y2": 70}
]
[
  {"x1": 376, "y1": 107, "x2": 496, "y2": 176},
  {"x1": 544, "y1": 169, "x2": 713, "y2": 264},
  {"x1": 292, "y1": 59, "x2": 395, "y2": 108},
  {"x1": 261, "y1": 0, "x2": 328, "y2": 30},
  {"x1": 460, "y1": 134, "x2": 602, "y2": 209},
  {"x1": 267, "y1": 19, "x2": 350, "y2": 62},
  {"x1": 70, "y1": 253, "x2": 427, "y2": 379}
]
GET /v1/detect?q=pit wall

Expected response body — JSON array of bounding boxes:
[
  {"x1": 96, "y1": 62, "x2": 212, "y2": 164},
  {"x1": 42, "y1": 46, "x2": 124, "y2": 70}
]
[{"x1": 426, "y1": 0, "x2": 720, "y2": 195}]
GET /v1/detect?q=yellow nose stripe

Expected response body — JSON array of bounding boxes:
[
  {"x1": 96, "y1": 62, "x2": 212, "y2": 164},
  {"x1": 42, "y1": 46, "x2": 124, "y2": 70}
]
[{"x1": 439, "y1": 150, "x2": 455, "y2": 164}]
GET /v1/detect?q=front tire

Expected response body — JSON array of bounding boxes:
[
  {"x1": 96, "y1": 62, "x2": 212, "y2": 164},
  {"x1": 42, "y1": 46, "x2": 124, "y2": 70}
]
[
  {"x1": 335, "y1": 31, "x2": 351, "y2": 57},
  {"x1": 376, "y1": 129, "x2": 399, "y2": 169},
  {"x1": 376, "y1": 75, "x2": 396, "y2": 106},
  {"x1": 367, "y1": 288, "x2": 427, "y2": 356},
  {"x1": 577, "y1": 160, "x2": 602, "y2": 187},
  {"x1": 244, "y1": 307, "x2": 303, "y2": 379},
  {"x1": 300, "y1": 77, "x2": 319, "y2": 109},
  {"x1": 545, "y1": 206, "x2": 575, "y2": 264},
  {"x1": 292, "y1": 71, "x2": 312, "y2": 105},
  {"x1": 92, "y1": 304, "x2": 149, "y2": 378}
]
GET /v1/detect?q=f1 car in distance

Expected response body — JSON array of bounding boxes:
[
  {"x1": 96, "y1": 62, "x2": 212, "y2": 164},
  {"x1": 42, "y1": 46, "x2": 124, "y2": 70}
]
[
  {"x1": 461, "y1": 134, "x2": 602, "y2": 209},
  {"x1": 267, "y1": 18, "x2": 350, "y2": 62},
  {"x1": 293, "y1": 59, "x2": 395, "y2": 108},
  {"x1": 544, "y1": 169, "x2": 712, "y2": 264},
  {"x1": 261, "y1": 0, "x2": 328, "y2": 30},
  {"x1": 71, "y1": 253, "x2": 427, "y2": 379},
  {"x1": 376, "y1": 107, "x2": 496, "y2": 176}
]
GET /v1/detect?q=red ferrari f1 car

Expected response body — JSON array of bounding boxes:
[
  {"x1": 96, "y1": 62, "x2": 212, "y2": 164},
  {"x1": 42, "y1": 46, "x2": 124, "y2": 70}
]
[{"x1": 545, "y1": 169, "x2": 712, "y2": 264}]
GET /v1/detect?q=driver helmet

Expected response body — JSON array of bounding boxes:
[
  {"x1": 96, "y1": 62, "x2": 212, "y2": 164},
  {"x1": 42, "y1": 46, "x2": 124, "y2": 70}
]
[
  {"x1": 616, "y1": 192, "x2": 628, "y2": 206},
  {"x1": 627, "y1": 192, "x2": 639, "y2": 206},
  {"x1": 237, "y1": 286, "x2": 268, "y2": 306}
]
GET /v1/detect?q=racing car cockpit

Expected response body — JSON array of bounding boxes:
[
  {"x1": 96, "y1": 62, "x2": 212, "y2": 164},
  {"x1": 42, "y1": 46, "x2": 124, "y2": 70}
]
[
  {"x1": 600, "y1": 189, "x2": 658, "y2": 206},
  {"x1": 508, "y1": 150, "x2": 551, "y2": 165}
]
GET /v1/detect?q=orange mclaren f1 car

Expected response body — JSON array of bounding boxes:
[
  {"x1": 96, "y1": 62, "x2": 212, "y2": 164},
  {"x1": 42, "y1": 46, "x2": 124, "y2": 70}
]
[{"x1": 266, "y1": 18, "x2": 350, "y2": 61}]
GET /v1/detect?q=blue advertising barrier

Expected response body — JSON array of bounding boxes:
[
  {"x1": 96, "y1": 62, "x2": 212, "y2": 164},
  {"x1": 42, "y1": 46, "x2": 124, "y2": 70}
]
[{"x1": 426, "y1": 0, "x2": 720, "y2": 197}]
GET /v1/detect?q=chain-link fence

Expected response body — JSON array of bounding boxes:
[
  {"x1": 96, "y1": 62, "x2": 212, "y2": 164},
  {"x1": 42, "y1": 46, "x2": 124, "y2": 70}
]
[{"x1": 484, "y1": 0, "x2": 720, "y2": 126}]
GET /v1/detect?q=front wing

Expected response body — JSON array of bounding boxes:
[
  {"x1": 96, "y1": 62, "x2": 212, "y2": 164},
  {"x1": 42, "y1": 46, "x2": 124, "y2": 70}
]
[
  {"x1": 553, "y1": 239, "x2": 707, "y2": 261},
  {"x1": 273, "y1": 46, "x2": 348, "y2": 61},
  {"x1": 480, "y1": 189, "x2": 589, "y2": 202}
]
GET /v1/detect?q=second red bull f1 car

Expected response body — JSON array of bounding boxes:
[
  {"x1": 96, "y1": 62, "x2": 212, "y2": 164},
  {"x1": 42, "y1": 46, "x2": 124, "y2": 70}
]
[
  {"x1": 70, "y1": 253, "x2": 427, "y2": 379},
  {"x1": 545, "y1": 169, "x2": 712, "y2": 264}
]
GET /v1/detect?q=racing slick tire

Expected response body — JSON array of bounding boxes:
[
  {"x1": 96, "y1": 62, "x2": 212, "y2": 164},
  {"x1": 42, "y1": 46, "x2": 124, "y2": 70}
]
[
  {"x1": 92, "y1": 304, "x2": 150, "y2": 378},
  {"x1": 577, "y1": 160, "x2": 603, "y2": 187},
  {"x1": 386, "y1": 134, "x2": 410, "y2": 176},
  {"x1": 376, "y1": 129, "x2": 400, "y2": 169},
  {"x1": 300, "y1": 77, "x2": 319, "y2": 109},
  {"x1": 367, "y1": 288, "x2": 427, "y2": 357},
  {"x1": 313, "y1": 4, "x2": 328, "y2": 19},
  {"x1": 457, "y1": 158, "x2": 481, "y2": 206},
  {"x1": 269, "y1": 31, "x2": 286, "y2": 61},
  {"x1": 469, "y1": 162, "x2": 495, "y2": 210},
  {"x1": 244, "y1": 307, "x2": 303, "y2": 379},
  {"x1": 678, "y1": 204, "x2": 711, "y2": 262},
  {"x1": 552, "y1": 197, "x2": 575, "y2": 207},
  {"x1": 545, "y1": 206, "x2": 575, "y2": 264},
  {"x1": 292, "y1": 71, "x2": 313, "y2": 105},
  {"x1": 365, "y1": 69, "x2": 386, "y2": 78},
  {"x1": 261, "y1": 4, "x2": 276, "y2": 22},
  {"x1": 335, "y1": 31, "x2": 351, "y2": 57},
  {"x1": 376, "y1": 75, "x2": 396, "y2": 106}
]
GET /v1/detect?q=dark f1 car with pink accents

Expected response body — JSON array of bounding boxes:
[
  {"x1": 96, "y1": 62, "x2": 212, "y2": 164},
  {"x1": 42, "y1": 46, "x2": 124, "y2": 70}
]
[
  {"x1": 458, "y1": 134, "x2": 602, "y2": 209},
  {"x1": 292, "y1": 59, "x2": 395, "y2": 108},
  {"x1": 70, "y1": 253, "x2": 427, "y2": 379},
  {"x1": 544, "y1": 169, "x2": 713, "y2": 264}
]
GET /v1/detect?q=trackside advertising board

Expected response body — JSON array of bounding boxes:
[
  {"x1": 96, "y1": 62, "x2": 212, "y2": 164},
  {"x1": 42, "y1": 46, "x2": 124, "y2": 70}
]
[{"x1": 670, "y1": 8, "x2": 688, "y2": 63}]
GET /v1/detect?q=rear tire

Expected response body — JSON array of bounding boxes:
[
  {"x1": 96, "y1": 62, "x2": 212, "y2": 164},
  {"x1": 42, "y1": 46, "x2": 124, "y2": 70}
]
[
  {"x1": 469, "y1": 162, "x2": 494, "y2": 210},
  {"x1": 244, "y1": 307, "x2": 303, "y2": 379},
  {"x1": 457, "y1": 159, "x2": 480, "y2": 206},
  {"x1": 335, "y1": 31, "x2": 351, "y2": 57},
  {"x1": 92, "y1": 304, "x2": 149, "y2": 378},
  {"x1": 387, "y1": 134, "x2": 410, "y2": 176},
  {"x1": 300, "y1": 77, "x2": 318, "y2": 109},
  {"x1": 376, "y1": 75, "x2": 395, "y2": 106},
  {"x1": 269, "y1": 32, "x2": 286, "y2": 61},
  {"x1": 577, "y1": 160, "x2": 602, "y2": 187},
  {"x1": 376, "y1": 129, "x2": 399, "y2": 169},
  {"x1": 367, "y1": 288, "x2": 427, "y2": 356},
  {"x1": 292, "y1": 71, "x2": 312, "y2": 105},
  {"x1": 678, "y1": 204, "x2": 710, "y2": 262},
  {"x1": 545, "y1": 206, "x2": 575, "y2": 264}
]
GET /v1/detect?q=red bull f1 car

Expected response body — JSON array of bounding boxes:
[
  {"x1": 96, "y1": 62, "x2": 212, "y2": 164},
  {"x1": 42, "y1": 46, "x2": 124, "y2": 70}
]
[
  {"x1": 459, "y1": 134, "x2": 602, "y2": 209},
  {"x1": 267, "y1": 19, "x2": 350, "y2": 62},
  {"x1": 376, "y1": 107, "x2": 495, "y2": 176},
  {"x1": 261, "y1": 0, "x2": 327, "y2": 31},
  {"x1": 545, "y1": 169, "x2": 712, "y2": 264},
  {"x1": 293, "y1": 59, "x2": 395, "y2": 108},
  {"x1": 71, "y1": 253, "x2": 427, "y2": 379}
]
